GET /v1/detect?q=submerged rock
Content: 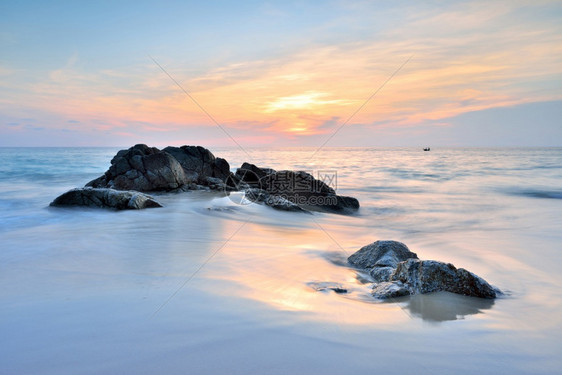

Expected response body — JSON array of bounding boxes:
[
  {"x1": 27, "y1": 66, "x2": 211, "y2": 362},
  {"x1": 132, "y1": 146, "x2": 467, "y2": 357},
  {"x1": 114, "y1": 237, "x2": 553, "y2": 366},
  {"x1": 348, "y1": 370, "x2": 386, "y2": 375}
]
[
  {"x1": 348, "y1": 240, "x2": 499, "y2": 300},
  {"x1": 308, "y1": 281, "x2": 348, "y2": 294},
  {"x1": 240, "y1": 169, "x2": 360, "y2": 214},
  {"x1": 50, "y1": 187, "x2": 162, "y2": 210},
  {"x1": 244, "y1": 188, "x2": 308, "y2": 213}
]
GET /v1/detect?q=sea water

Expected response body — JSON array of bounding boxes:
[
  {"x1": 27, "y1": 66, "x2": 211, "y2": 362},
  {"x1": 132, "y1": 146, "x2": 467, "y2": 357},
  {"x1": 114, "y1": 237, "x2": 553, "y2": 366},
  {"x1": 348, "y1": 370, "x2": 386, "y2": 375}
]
[{"x1": 1, "y1": 147, "x2": 561, "y2": 374}]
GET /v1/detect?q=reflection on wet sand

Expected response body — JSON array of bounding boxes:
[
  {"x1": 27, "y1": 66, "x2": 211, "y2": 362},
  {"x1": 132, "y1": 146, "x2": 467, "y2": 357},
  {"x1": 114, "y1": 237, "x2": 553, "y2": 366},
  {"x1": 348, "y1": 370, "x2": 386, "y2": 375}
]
[
  {"x1": 206, "y1": 221, "x2": 413, "y2": 326},
  {"x1": 205, "y1": 216, "x2": 504, "y2": 327},
  {"x1": 205, "y1": 219, "x2": 497, "y2": 325}
]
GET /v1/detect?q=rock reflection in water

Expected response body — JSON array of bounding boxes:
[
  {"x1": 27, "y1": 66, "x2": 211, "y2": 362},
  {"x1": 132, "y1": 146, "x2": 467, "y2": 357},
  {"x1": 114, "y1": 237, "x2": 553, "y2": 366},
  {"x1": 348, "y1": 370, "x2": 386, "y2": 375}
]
[{"x1": 402, "y1": 291, "x2": 495, "y2": 322}]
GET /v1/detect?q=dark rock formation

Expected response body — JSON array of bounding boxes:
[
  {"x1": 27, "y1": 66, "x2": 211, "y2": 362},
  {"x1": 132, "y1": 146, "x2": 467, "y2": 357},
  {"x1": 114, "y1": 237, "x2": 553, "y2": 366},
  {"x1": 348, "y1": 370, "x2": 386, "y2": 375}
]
[
  {"x1": 86, "y1": 144, "x2": 234, "y2": 192},
  {"x1": 56, "y1": 144, "x2": 361, "y2": 214},
  {"x1": 86, "y1": 144, "x2": 189, "y2": 191},
  {"x1": 347, "y1": 240, "x2": 499, "y2": 299},
  {"x1": 50, "y1": 187, "x2": 162, "y2": 210}
]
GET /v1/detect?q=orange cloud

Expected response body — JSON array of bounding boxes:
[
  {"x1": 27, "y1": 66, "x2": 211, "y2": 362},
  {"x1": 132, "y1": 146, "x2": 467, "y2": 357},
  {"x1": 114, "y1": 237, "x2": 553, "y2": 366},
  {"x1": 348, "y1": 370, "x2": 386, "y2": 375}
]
[{"x1": 3, "y1": 0, "x2": 560, "y2": 145}]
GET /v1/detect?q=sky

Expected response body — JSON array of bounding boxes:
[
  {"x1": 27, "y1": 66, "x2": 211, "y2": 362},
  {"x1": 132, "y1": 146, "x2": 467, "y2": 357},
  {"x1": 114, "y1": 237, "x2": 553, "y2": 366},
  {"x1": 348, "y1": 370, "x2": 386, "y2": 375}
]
[{"x1": 1, "y1": 0, "x2": 561, "y2": 147}]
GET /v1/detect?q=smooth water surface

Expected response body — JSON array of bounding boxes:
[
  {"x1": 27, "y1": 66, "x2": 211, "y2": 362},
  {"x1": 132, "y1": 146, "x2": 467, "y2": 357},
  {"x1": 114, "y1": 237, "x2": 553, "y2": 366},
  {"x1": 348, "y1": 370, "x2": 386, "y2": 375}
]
[{"x1": 1, "y1": 147, "x2": 561, "y2": 374}]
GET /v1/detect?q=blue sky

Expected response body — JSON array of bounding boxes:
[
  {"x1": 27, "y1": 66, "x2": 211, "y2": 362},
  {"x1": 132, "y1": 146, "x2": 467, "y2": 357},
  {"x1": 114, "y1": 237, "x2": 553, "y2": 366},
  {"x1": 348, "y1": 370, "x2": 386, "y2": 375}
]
[{"x1": 1, "y1": 0, "x2": 561, "y2": 147}]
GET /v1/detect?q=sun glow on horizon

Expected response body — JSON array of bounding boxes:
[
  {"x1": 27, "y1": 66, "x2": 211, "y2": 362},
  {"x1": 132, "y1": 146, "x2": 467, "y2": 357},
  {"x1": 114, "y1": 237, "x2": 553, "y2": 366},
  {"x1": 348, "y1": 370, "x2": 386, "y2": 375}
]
[
  {"x1": 1, "y1": 0, "x2": 561, "y2": 146},
  {"x1": 264, "y1": 91, "x2": 351, "y2": 113},
  {"x1": 289, "y1": 127, "x2": 308, "y2": 132}
]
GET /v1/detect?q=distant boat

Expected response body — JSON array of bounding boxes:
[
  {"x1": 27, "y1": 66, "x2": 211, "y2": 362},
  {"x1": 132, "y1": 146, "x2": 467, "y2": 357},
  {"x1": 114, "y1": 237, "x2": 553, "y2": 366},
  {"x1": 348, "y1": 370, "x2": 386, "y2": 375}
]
[{"x1": 423, "y1": 147, "x2": 431, "y2": 151}]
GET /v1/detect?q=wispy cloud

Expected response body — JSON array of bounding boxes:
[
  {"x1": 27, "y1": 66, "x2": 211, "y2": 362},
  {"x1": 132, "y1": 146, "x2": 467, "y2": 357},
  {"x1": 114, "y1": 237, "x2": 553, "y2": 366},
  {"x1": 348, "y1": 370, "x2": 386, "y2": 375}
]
[{"x1": 1, "y1": 0, "x2": 560, "y2": 146}]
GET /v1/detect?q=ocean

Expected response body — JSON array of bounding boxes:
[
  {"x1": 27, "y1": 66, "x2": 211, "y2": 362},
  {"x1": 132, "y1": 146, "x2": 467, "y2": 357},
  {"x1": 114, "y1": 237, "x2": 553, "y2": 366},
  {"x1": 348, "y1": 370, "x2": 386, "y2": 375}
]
[{"x1": 1, "y1": 146, "x2": 561, "y2": 374}]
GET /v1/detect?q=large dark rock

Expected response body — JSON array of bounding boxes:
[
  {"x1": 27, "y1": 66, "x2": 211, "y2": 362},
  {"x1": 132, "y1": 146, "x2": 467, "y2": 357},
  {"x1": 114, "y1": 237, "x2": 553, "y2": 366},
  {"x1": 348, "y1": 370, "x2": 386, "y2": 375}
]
[
  {"x1": 50, "y1": 187, "x2": 162, "y2": 210},
  {"x1": 347, "y1": 240, "x2": 499, "y2": 299},
  {"x1": 87, "y1": 144, "x2": 189, "y2": 191},
  {"x1": 86, "y1": 144, "x2": 234, "y2": 192}
]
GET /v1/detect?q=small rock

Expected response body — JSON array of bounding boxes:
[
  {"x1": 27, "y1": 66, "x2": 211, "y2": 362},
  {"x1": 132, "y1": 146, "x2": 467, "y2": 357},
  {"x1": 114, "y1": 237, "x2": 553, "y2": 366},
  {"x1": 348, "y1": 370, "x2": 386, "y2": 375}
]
[
  {"x1": 308, "y1": 281, "x2": 348, "y2": 294},
  {"x1": 348, "y1": 240, "x2": 418, "y2": 269},
  {"x1": 348, "y1": 240, "x2": 499, "y2": 300},
  {"x1": 391, "y1": 259, "x2": 497, "y2": 299},
  {"x1": 371, "y1": 281, "x2": 410, "y2": 299}
]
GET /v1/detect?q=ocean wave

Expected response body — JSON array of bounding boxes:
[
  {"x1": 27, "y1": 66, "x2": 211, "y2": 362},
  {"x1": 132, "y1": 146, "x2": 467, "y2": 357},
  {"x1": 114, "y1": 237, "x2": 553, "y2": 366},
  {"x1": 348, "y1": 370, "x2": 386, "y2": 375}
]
[{"x1": 508, "y1": 189, "x2": 562, "y2": 200}]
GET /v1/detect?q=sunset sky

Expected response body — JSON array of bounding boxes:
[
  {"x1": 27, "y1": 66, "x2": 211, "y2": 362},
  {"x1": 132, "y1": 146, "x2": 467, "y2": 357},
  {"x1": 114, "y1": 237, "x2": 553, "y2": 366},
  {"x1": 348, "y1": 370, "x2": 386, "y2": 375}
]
[{"x1": 1, "y1": 0, "x2": 561, "y2": 147}]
